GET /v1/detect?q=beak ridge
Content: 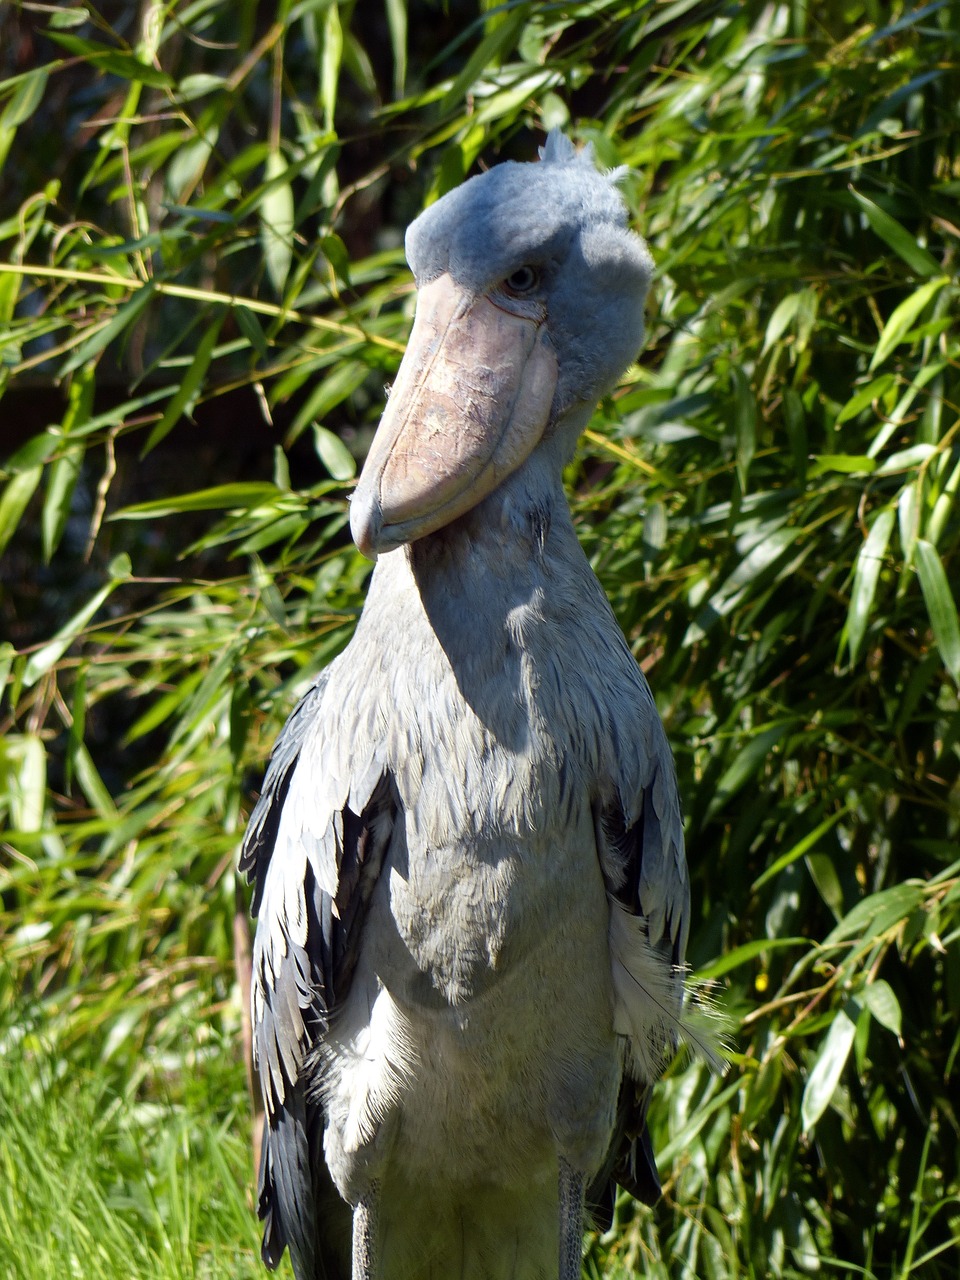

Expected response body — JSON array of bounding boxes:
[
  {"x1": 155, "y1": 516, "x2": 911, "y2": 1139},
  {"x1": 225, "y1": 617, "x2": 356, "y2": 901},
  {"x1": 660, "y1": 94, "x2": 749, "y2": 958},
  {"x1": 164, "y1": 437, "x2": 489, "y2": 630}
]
[{"x1": 350, "y1": 273, "x2": 558, "y2": 558}]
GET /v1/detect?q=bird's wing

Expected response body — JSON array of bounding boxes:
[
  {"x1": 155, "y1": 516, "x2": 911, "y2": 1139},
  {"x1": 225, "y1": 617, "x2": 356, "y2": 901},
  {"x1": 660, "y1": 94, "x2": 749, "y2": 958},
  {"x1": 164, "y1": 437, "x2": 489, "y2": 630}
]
[
  {"x1": 590, "y1": 680, "x2": 690, "y2": 1220},
  {"x1": 240, "y1": 670, "x2": 396, "y2": 1278}
]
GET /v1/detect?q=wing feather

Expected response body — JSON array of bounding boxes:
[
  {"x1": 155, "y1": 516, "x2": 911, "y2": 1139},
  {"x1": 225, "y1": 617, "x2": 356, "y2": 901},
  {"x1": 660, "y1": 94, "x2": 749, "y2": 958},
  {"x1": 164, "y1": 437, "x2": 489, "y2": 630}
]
[
  {"x1": 593, "y1": 703, "x2": 690, "y2": 1219},
  {"x1": 240, "y1": 672, "x2": 396, "y2": 1280}
]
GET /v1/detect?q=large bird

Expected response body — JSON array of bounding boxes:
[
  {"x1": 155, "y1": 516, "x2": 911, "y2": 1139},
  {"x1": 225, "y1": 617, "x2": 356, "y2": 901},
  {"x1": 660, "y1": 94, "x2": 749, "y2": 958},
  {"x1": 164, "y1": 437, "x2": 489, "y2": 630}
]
[{"x1": 241, "y1": 131, "x2": 695, "y2": 1280}]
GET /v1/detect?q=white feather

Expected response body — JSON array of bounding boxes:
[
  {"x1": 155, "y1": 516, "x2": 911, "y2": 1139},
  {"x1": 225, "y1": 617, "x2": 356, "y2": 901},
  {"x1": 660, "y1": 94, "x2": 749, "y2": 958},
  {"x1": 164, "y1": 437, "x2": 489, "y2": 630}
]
[{"x1": 608, "y1": 897, "x2": 726, "y2": 1078}]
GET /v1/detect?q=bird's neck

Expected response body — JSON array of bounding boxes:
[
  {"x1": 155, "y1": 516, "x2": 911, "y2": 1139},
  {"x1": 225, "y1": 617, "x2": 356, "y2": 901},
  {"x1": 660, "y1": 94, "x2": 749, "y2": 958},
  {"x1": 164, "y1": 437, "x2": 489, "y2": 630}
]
[{"x1": 411, "y1": 443, "x2": 579, "y2": 582}]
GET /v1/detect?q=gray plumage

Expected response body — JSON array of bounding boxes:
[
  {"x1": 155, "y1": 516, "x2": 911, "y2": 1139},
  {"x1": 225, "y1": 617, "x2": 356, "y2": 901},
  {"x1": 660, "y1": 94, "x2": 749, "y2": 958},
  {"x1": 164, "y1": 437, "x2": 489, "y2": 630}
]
[{"x1": 240, "y1": 131, "x2": 692, "y2": 1280}]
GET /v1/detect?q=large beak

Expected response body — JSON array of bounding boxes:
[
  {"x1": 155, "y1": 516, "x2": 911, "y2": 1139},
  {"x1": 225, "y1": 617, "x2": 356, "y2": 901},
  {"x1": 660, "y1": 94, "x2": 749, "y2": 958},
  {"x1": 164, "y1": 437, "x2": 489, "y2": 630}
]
[{"x1": 350, "y1": 273, "x2": 558, "y2": 559}]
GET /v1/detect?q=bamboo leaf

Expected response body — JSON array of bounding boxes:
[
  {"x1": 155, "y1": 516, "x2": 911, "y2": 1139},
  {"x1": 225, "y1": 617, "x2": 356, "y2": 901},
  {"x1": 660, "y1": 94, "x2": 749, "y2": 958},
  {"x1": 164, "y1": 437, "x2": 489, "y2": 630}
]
[
  {"x1": 22, "y1": 556, "x2": 131, "y2": 688},
  {"x1": 849, "y1": 189, "x2": 942, "y2": 277},
  {"x1": 861, "y1": 980, "x2": 902, "y2": 1039},
  {"x1": 384, "y1": 0, "x2": 408, "y2": 99},
  {"x1": 313, "y1": 424, "x2": 356, "y2": 482},
  {"x1": 801, "y1": 1008, "x2": 857, "y2": 1134},
  {"x1": 114, "y1": 483, "x2": 282, "y2": 519},
  {"x1": 0, "y1": 734, "x2": 46, "y2": 832},
  {"x1": 696, "y1": 936, "x2": 809, "y2": 981},
  {"x1": 846, "y1": 506, "x2": 895, "y2": 666},
  {"x1": 706, "y1": 721, "x2": 797, "y2": 818},
  {"x1": 752, "y1": 809, "x2": 849, "y2": 891},
  {"x1": 761, "y1": 293, "x2": 800, "y2": 355},
  {"x1": 731, "y1": 365, "x2": 756, "y2": 489},
  {"x1": 41, "y1": 444, "x2": 83, "y2": 563},
  {"x1": 46, "y1": 32, "x2": 173, "y2": 88},
  {"x1": 59, "y1": 283, "x2": 155, "y2": 376},
  {"x1": 868, "y1": 277, "x2": 949, "y2": 370},
  {"x1": 808, "y1": 454, "x2": 876, "y2": 477},
  {"x1": 141, "y1": 310, "x2": 224, "y2": 454},
  {"x1": 0, "y1": 66, "x2": 49, "y2": 130},
  {"x1": 835, "y1": 373, "x2": 895, "y2": 426},
  {"x1": 287, "y1": 360, "x2": 369, "y2": 444},
  {"x1": 321, "y1": 2, "x2": 344, "y2": 132},
  {"x1": 915, "y1": 538, "x2": 960, "y2": 683},
  {"x1": 0, "y1": 465, "x2": 41, "y2": 557},
  {"x1": 260, "y1": 151, "x2": 296, "y2": 297}
]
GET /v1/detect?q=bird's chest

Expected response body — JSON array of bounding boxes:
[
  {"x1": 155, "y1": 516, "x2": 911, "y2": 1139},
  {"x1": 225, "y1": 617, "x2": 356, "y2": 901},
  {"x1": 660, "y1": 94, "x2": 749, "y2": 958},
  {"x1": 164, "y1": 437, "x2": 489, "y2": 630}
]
[{"x1": 336, "y1": 552, "x2": 621, "y2": 1004}]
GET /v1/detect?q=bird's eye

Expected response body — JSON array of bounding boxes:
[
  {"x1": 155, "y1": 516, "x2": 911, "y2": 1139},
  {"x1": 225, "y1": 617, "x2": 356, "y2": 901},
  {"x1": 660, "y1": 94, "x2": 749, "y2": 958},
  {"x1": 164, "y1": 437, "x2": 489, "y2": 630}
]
[{"x1": 503, "y1": 265, "x2": 539, "y2": 295}]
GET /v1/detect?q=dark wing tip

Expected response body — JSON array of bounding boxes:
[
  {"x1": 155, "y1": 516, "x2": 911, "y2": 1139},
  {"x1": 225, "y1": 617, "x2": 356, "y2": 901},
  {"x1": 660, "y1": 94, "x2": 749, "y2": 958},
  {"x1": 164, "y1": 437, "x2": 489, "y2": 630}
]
[{"x1": 240, "y1": 677, "x2": 330, "y2": 913}]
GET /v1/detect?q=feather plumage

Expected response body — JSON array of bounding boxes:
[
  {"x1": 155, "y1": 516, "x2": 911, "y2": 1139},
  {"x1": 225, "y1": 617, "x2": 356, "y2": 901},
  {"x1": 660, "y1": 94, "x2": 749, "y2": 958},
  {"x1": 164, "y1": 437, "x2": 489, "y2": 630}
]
[{"x1": 241, "y1": 131, "x2": 709, "y2": 1280}]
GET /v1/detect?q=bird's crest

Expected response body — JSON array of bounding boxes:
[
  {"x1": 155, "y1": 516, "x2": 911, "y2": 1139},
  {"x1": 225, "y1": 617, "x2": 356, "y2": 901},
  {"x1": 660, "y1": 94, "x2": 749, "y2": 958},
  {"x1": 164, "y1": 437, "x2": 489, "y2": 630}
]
[{"x1": 539, "y1": 127, "x2": 630, "y2": 187}]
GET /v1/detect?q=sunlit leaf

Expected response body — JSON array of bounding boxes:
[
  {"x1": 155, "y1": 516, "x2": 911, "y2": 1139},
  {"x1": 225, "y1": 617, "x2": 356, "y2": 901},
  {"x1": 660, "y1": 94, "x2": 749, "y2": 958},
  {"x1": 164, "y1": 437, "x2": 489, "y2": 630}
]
[
  {"x1": 846, "y1": 505, "x2": 895, "y2": 665},
  {"x1": 915, "y1": 537, "x2": 960, "y2": 683},
  {"x1": 321, "y1": 2, "x2": 343, "y2": 132},
  {"x1": 114, "y1": 483, "x2": 282, "y2": 519},
  {"x1": 313, "y1": 424, "x2": 356, "y2": 482},
  {"x1": 862, "y1": 979, "x2": 902, "y2": 1039},
  {"x1": 849, "y1": 189, "x2": 942, "y2": 277},
  {"x1": 260, "y1": 151, "x2": 295, "y2": 296},
  {"x1": 22, "y1": 557, "x2": 131, "y2": 688},
  {"x1": 868, "y1": 277, "x2": 950, "y2": 370},
  {"x1": 0, "y1": 465, "x2": 41, "y2": 557},
  {"x1": 0, "y1": 67, "x2": 49, "y2": 130},
  {"x1": 801, "y1": 1007, "x2": 857, "y2": 1134}
]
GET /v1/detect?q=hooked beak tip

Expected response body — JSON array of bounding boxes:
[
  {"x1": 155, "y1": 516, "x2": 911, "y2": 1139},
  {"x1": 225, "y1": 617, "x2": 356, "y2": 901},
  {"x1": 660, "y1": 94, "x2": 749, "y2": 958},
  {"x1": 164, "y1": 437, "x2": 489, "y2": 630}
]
[{"x1": 349, "y1": 492, "x2": 381, "y2": 561}]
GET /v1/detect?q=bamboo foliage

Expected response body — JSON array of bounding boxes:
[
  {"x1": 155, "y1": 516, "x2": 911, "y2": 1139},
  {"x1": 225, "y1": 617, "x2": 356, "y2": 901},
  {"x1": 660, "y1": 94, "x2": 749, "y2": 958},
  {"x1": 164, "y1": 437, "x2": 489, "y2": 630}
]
[{"x1": 1, "y1": 2, "x2": 958, "y2": 1276}]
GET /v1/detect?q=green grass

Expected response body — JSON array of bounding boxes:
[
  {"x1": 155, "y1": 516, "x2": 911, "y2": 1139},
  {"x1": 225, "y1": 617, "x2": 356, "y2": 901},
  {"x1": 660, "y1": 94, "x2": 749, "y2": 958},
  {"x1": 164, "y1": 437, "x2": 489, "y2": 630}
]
[{"x1": 0, "y1": 1013, "x2": 269, "y2": 1280}]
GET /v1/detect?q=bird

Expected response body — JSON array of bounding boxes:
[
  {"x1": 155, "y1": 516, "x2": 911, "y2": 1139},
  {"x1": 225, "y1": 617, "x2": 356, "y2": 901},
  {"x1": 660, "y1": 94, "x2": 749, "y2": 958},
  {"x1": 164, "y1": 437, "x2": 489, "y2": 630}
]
[{"x1": 240, "y1": 130, "x2": 697, "y2": 1280}]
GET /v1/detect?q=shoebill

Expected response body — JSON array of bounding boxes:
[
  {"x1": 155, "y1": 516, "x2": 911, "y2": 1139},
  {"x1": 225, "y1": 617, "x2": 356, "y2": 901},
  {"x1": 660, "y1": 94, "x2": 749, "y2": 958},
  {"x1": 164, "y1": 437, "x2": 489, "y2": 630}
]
[{"x1": 241, "y1": 130, "x2": 696, "y2": 1280}]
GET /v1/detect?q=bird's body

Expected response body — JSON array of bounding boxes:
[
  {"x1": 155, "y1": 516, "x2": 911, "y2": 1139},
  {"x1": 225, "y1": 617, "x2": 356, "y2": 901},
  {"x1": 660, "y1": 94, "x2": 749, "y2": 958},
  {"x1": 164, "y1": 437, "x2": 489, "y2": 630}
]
[{"x1": 242, "y1": 133, "x2": 692, "y2": 1280}]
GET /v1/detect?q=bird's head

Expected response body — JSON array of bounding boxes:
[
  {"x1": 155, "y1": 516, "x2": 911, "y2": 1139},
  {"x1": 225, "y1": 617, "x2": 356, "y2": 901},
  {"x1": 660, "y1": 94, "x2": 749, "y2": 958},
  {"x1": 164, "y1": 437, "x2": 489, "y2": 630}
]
[{"x1": 350, "y1": 131, "x2": 653, "y2": 559}]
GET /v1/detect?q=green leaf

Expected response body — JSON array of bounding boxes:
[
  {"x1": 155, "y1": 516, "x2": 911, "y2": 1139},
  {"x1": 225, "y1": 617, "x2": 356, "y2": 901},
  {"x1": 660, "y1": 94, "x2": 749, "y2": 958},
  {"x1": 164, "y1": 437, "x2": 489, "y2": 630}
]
[
  {"x1": 731, "y1": 365, "x2": 756, "y2": 489},
  {"x1": 287, "y1": 360, "x2": 369, "y2": 444},
  {"x1": 260, "y1": 151, "x2": 296, "y2": 296},
  {"x1": 59, "y1": 283, "x2": 155, "y2": 376},
  {"x1": 846, "y1": 506, "x2": 895, "y2": 666},
  {"x1": 175, "y1": 73, "x2": 227, "y2": 102},
  {"x1": 752, "y1": 809, "x2": 849, "y2": 891},
  {"x1": 313, "y1": 425, "x2": 357, "y2": 482},
  {"x1": 234, "y1": 305, "x2": 269, "y2": 361},
  {"x1": 439, "y1": 8, "x2": 526, "y2": 115},
  {"x1": 0, "y1": 734, "x2": 46, "y2": 832},
  {"x1": 0, "y1": 465, "x2": 41, "y2": 557},
  {"x1": 321, "y1": 1, "x2": 343, "y2": 132},
  {"x1": 808, "y1": 454, "x2": 876, "y2": 477},
  {"x1": 914, "y1": 538, "x2": 960, "y2": 683},
  {"x1": 868, "y1": 277, "x2": 950, "y2": 371},
  {"x1": 849, "y1": 189, "x2": 942, "y2": 278},
  {"x1": 706, "y1": 721, "x2": 797, "y2": 818},
  {"x1": 696, "y1": 936, "x2": 809, "y2": 981},
  {"x1": 114, "y1": 483, "x2": 281, "y2": 519},
  {"x1": 761, "y1": 293, "x2": 800, "y2": 355},
  {"x1": 0, "y1": 66, "x2": 49, "y2": 130},
  {"x1": 835, "y1": 374, "x2": 895, "y2": 426},
  {"x1": 861, "y1": 980, "x2": 902, "y2": 1039},
  {"x1": 782, "y1": 388, "x2": 807, "y2": 484},
  {"x1": 824, "y1": 882, "x2": 926, "y2": 947},
  {"x1": 384, "y1": 0, "x2": 407, "y2": 99},
  {"x1": 141, "y1": 310, "x2": 224, "y2": 454},
  {"x1": 22, "y1": 558, "x2": 131, "y2": 688},
  {"x1": 46, "y1": 32, "x2": 173, "y2": 88},
  {"x1": 41, "y1": 444, "x2": 83, "y2": 563},
  {"x1": 806, "y1": 851, "x2": 845, "y2": 920},
  {"x1": 801, "y1": 1008, "x2": 857, "y2": 1134}
]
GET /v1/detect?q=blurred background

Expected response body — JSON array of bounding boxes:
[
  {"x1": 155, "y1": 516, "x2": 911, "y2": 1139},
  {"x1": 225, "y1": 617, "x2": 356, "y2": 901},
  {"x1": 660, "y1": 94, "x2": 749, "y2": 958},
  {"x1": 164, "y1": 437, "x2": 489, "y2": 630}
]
[{"x1": 0, "y1": 2, "x2": 958, "y2": 1276}]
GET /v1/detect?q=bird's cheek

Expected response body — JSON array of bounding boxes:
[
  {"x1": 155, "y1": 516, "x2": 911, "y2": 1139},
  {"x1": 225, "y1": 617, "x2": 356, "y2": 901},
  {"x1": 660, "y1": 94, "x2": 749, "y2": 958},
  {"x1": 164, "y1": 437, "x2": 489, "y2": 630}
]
[{"x1": 350, "y1": 273, "x2": 558, "y2": 559}]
